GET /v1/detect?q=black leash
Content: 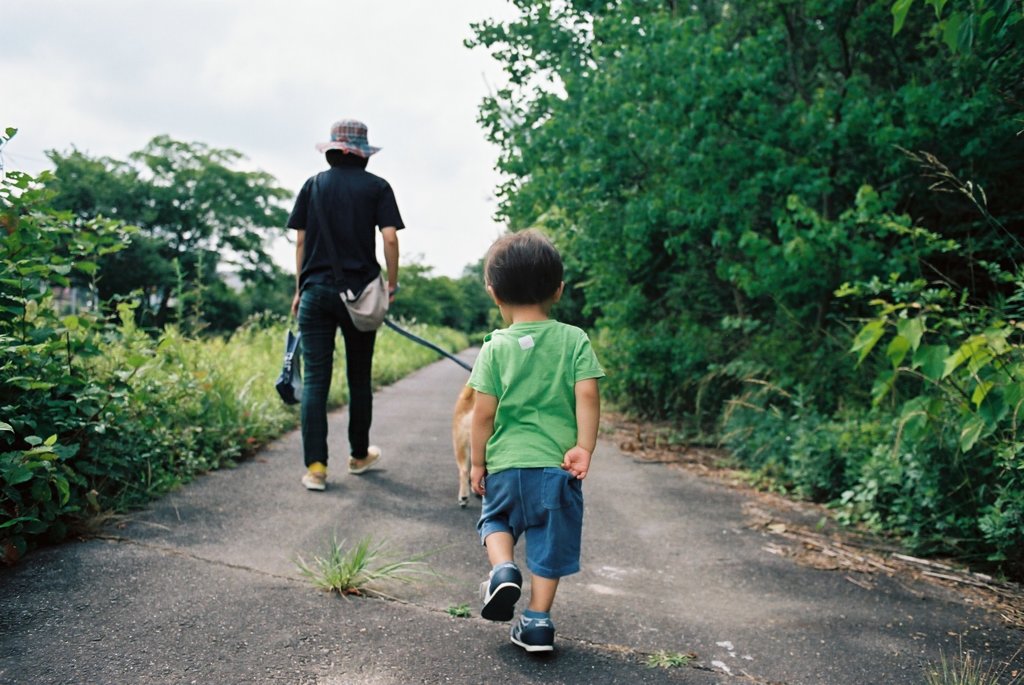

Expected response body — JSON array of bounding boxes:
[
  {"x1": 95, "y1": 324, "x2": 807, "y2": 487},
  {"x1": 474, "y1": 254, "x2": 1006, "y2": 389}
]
[{"x1": 383, "y1": 318, "x2": 473, "y2": 372}]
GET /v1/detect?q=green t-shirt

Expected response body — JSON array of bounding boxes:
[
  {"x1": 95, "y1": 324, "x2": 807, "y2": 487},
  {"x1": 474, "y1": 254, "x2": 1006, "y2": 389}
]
[{"x1": 467, "y1": 320, "x2": 605, "y2": 474}]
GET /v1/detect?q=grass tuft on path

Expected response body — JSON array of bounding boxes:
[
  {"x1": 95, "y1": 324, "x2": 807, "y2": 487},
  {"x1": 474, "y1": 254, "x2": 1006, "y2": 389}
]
[{"x1": 296, "y1": 535, "x2": 436, "y2": 598}]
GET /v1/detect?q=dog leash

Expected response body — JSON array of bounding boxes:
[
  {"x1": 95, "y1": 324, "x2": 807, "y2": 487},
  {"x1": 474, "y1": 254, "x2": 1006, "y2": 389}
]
[{"x1": 383, "y1": 318, "x2": 473, "y2": 372}]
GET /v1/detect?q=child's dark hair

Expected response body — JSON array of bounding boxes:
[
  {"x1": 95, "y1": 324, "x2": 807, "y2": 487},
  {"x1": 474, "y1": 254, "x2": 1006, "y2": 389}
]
[
  {"x1": 326, "y1": 149, "x2": 368, "y2": 169},
  {"x1": 485, "y1": 229, "x2": 564, "y2": 305}
]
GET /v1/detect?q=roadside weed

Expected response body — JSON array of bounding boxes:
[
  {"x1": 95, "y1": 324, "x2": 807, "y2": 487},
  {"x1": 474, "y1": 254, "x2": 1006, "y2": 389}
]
[
  {"x1": 447, "y1": 603, "x2": 472, "y2": 618},
  {"x1": 924, "y1": 645, "x2": 1024, "y2": 685},
  {"x1": 645, "y1": 650, "x2": 695, "y2": 669},
  {"x1": 296, "y1": 536, "x2": 434, "y2": 597}
]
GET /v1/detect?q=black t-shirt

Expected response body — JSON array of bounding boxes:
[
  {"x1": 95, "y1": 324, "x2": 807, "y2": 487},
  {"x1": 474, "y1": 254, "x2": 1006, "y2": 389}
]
[{"x1": 287, "y1": 166, "x2": 404, "y2": 293}]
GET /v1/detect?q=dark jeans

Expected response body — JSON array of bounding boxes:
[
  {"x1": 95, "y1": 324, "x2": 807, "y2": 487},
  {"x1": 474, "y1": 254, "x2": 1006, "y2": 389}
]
[{"x1": 297, "y1": 283, "x2": 376, "y2": 467}]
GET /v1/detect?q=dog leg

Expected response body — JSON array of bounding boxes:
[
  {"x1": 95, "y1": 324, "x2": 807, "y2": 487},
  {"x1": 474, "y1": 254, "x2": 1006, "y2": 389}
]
[{"x1": 453, "y1": 386, "x2": 474, "y2": 508}]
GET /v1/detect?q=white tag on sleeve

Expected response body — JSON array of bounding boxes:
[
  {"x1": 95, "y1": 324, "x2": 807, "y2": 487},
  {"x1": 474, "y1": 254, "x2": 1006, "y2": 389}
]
[{"x1": 518, "y1": 335, "x2": 535, "y2": 350}]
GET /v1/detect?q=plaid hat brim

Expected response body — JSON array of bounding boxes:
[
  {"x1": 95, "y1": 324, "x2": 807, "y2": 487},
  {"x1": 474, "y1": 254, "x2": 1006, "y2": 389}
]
[{"x1": 315, "y1": 140, "x2": 381, "y2": 157}]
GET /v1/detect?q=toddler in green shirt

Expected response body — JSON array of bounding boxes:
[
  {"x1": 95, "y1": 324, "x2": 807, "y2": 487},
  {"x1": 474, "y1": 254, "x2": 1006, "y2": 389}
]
[{"x1": 467, "y1": 229, "x2": 604, "y2": 653}]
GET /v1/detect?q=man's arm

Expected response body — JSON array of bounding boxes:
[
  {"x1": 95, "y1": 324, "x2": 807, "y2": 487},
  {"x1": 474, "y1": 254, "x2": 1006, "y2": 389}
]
[
  {"x1": 380, "y1": 226, "x2": 399, "y2": 302},
  {"x1": 562, "y1": 378, "x2": 600, "y2": 479},
  {"x1": 471, "y1": 391, "x2": 498, "y2": 495},
  {"x1": 291, "y1": 229, "x2": 305, "y2": 317}
]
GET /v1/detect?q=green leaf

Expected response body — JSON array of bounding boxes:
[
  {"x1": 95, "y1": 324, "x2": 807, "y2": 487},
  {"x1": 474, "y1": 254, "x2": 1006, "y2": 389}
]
[
  {"x1": 898, "y1": 396, "x2": 932, "y2": 442},
  {"x1": 54, "y1": 475, "x2": 71, "y2": 506},
  {"x1": 2, "y1": 465, "x2": 34, "y2": 485},
  {"x1": 943, "y1": 335, "x2": 988, "y2": 379},
  {"x1": 0, "y1": 422, "x2": 12, "y2": 433},
  {"x1": 944, "y1": 12, "x2": 965, "y2": 50},
  {"x1": 958, "y1": 11, "x2": 975, "y2": 52},
  {"x1": 896, "y1": 317, "x2": 925, "y2": 352},
  {"x1": 978, "y1": 389, "x2": 1009, "y2": 428},
  {"x1": 43, "y1": 434, "x2": 58, "y2": 447},
  {"x1": 1005, "y1": 383, "x2": 1024, "y2": 417},
  {"x1": 852, "y1": 320, "x2": 886, "y2": 366},
  {"x1": 924, "y1": 0, "x2": 947, "y2": 18},
  {"x1": 912, "y1": 344, "x2": 948, "y2": 381},
  {"x1": 126, "y1": 353, "x2": 149, "y2": 368},
  {"x1": 971, "y1": 380, "x2": 994, "y2": 408},
  {"x1": 872, "y1": 370, "x2": 897, "y2": 405},
  {"x1": 892, "y1": 0, "x2": 916, "y2": 35},
  {"x1": 0, "y1": 516, "x2": 36, "y2": 530},
  {"x1": 886, "y1": 335, "x2": 911, "y2": 368},
  {"x1": 959, "y1": 416, "x2": 985, "y2": 452}
]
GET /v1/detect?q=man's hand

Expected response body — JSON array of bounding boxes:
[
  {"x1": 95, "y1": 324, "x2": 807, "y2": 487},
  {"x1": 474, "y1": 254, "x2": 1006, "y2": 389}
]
[
  {"x1": 291, "y1": 292, "x2": 301, "y2": 318},
  {"x1": 471, "y1": 464, "x2": 487, "y2": 496},
  {"x1": 562, "y1": 446, "x2": 592, "y2": 480}
]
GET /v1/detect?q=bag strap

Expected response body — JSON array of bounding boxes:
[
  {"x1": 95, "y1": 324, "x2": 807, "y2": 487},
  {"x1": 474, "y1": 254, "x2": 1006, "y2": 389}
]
[
  {"x1": 310, "y1": 175, "x2": 380, "y2": 300},
  {"x1": 309, "y1": 175, "x2": 347, "y2": 287}
]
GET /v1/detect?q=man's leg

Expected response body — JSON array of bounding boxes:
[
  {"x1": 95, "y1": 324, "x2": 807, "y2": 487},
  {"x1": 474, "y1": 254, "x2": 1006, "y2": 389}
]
[
  {"x1": 339, "y1": 311, "x2": 376, "y2": 458},
  {"x1": 298, "y1": 286, "x2": 338, "y2": 469}
]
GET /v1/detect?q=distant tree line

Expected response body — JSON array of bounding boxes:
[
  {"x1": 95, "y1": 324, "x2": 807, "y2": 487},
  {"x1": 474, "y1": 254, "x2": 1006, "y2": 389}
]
[{"x1": 42, "y1": 137, "x2": 493, "y2": 335}]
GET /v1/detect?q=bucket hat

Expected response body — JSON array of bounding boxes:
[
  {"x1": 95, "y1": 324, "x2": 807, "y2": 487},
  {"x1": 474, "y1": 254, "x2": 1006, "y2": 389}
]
[{"x1": 315, "y1": 119, "x2": 381, "y2": 158}]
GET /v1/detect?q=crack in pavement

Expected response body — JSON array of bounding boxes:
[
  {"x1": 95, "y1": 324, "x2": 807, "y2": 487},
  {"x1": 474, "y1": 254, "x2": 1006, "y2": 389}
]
[{"x1": 94, "y1": 533, "x2": 749, "y2": 681}]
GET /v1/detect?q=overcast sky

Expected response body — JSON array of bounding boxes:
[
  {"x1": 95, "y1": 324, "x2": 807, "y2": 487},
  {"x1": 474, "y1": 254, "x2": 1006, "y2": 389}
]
[{"x1": 1, "y1": 0, "x2": 516, "y2": 279}]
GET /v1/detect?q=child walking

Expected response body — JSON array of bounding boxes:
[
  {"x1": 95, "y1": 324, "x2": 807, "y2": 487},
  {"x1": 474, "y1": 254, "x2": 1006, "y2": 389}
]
[{"x1": 468, "y1": 229, "x2": 604, "y2": 652}]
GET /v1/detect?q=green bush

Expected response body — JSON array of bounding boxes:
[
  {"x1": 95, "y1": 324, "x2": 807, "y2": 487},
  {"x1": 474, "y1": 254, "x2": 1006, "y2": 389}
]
[
  {"x1": 722, "y1": 384, "x2": 889, "y2": 501},
  {"x1": 845, "y1": 276, "x2": 1024, "y2": 576},
  {"x1": 722, "y1": 296, "x2": 1024, "y2": 578}
]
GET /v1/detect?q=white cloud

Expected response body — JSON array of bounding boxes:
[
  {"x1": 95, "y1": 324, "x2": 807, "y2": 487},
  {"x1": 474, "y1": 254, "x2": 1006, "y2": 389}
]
[{"x1": 1, "y1": 0, "x2": 515, "y2": 278}]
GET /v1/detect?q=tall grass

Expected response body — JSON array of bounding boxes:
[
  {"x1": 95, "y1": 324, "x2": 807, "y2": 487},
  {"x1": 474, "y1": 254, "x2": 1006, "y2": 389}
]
[
  {"x1": 924, "y1": 644, "x2": 1024, "y2": 685},
  {"x1": 2, "y1": 312, "x2": 467, "y2": 562}
]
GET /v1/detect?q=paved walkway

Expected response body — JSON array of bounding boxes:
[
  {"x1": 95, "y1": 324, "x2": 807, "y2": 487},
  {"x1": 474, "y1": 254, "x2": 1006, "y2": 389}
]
[{"x1": 2, "y1": 352, "x2": 1022, "y2": 684}]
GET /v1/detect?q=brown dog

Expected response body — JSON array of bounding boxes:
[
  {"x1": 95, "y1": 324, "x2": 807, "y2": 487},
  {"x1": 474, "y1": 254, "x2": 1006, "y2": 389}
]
[{"x1": 452, "y1": 385, "x2": 475, "y2": 507}]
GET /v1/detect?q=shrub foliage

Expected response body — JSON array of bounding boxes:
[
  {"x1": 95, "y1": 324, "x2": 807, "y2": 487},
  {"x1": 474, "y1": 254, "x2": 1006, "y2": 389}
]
[{"x1": 471, "y1": 2, "x2": 1024, "y2": 576}]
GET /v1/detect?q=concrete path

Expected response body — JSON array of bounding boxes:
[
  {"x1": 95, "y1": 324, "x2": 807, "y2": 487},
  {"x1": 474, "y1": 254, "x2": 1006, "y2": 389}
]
[{"x1": 2, "y1": 351, "x2": 1022, "y2": 684}]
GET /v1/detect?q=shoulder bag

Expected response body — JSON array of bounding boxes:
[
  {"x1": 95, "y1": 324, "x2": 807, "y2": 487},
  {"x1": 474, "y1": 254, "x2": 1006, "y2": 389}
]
[{"x1": 310, "y1": 176, "x2": 389, "y2": 332}]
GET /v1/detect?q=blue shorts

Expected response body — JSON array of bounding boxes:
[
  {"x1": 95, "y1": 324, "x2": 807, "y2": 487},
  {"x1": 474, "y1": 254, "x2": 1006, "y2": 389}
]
[{"x1": 477, "y1": 467, "x2": 584, "y2": 579}]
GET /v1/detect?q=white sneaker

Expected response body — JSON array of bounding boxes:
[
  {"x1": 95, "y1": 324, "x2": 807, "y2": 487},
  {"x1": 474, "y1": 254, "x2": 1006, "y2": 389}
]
[
  {"x1": 348, "y1": 446, "x2": 381, "y2": 475},
  {"x1": 302, "y1": 463, "x2": 327, "y2": 491}
]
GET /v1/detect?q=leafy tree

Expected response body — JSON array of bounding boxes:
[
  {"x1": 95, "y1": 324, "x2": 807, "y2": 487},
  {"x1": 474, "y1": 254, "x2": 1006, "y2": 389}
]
[
  {"x1": 388, "y1": 261, "x2": 495, "y2": 333},
  {"x1": 470, "y1": 1, "x2": 1024, "y2": 575},
  {"x1": 890, "y1": 0, "x2": 1023, "y2": 53},
  {"x1": 46, "y1": 136, "x2": 291, "y2": 328},
  {"x1": 470, "y1": 0, "x2": 1023, "y2": 420},
  {"x1": 237, "y1": 266, "x2": 296, "y2": 325}
]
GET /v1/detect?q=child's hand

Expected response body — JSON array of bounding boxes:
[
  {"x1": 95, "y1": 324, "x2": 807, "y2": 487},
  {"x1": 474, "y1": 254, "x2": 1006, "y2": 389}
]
[
  {"x1": 562, "y1": 446, "x2": 593, "y2": 480},
  {"x1": 471, "y1": 465, "x2": 487, "y2": 496}
]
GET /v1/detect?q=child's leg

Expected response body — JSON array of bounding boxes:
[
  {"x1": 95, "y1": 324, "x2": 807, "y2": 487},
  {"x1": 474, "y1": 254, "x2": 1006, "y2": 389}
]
[
  {"x1": 484, "y1": 531, "x2": 515, "y2": 566},
  {"x1": 477, "y1": 471, "x2": 523, "y2": 622},
  {"x1": 527, "y1": 574, "x2": 559, "y2": 613},
  {"x1": 480, "y1": 532, "x2": 522, "y2": 621},
  {"x1": 512, "y1": 574, "x2": 559, "y2": 652}
]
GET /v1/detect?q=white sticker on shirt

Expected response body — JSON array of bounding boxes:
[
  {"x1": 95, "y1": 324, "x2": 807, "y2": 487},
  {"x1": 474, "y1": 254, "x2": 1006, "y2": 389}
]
[{"x1": 518, "y1": 335, "x2": 535, "y2": 350}]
